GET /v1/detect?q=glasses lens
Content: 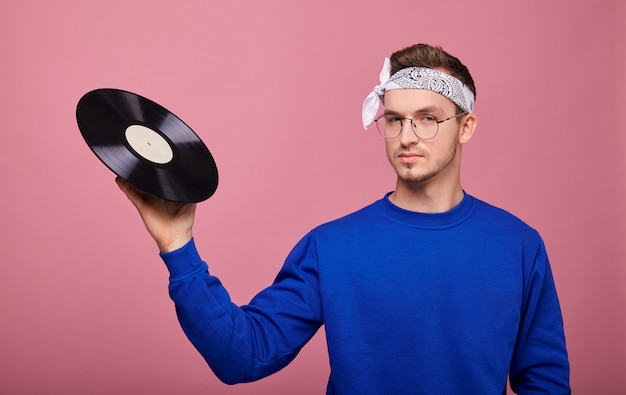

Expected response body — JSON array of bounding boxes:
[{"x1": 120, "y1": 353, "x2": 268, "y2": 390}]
[
  {"x1": 412, "y1": 115, "x2": 438, "y2": 140},
  {"x1": 375, "y1": 114, "x2": 400, "y2": 139},
  {"x1": 375, "y1": 114, "x2": 440, "y2": 139}
]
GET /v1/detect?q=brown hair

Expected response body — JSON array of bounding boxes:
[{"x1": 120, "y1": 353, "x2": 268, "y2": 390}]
[{"x1": 389, "y1": 43, "x2": 476, "y2": 100}]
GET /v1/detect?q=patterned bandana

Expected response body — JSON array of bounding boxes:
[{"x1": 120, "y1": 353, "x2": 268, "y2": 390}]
[{"x1": 362, "y1": 58, "x2": 475, "y2": 129}]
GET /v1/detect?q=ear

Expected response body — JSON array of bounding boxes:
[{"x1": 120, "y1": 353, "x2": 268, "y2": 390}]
[{"x1": 458, "y1": 113, "x2": 477, "y2": 145}]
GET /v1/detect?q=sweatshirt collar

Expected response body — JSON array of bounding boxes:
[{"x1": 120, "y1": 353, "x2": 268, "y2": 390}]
[{"x1": 376, "y1": 191, "x2": 476, "y2": 229}]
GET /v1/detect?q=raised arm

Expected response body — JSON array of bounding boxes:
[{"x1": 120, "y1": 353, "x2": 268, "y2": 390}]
[{"x1": 115, "y1": 177, "x2": 323, "y2": 383}]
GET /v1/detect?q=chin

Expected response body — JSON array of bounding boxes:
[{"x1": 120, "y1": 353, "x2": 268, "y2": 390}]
[{"x1": 397, "y1": 170, "x2": 433, "y2": 185}]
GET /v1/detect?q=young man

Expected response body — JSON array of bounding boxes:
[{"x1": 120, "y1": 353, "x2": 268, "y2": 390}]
[{"x1": 117, "y1": 43, "x2": 570, "y2": 394}]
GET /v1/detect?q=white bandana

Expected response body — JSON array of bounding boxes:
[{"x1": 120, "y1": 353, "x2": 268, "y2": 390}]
[{"x1": 362, "y1": 58, "x2": 475, "y2": 129}]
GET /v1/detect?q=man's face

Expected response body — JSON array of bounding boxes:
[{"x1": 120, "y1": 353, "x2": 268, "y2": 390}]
[{"x1": 382, "y1": 89, "x2": 465, "y2": 187}]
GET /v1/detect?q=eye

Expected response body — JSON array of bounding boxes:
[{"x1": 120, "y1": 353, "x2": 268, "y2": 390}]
[
  {"x1": 384, "y1": 114, "x2": 402, "y2": 123},
  {"x1": 417, "y1": 114, "x2": 437, "y2": 122}
]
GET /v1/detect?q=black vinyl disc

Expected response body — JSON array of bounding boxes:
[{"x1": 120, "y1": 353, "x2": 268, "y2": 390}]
[{"x1": 76, "y1": 88, "x2": 218, "y2": 203}]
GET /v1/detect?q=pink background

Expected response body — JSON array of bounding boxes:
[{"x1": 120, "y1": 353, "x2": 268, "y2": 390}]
[{"x1": 1, "y1": 1, "x2": 624, "y2": 394}]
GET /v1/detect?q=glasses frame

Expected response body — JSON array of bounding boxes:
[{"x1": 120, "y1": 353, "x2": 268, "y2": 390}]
[{"x1": 374, "y1": 111, "x2": 468, "y2": 140}]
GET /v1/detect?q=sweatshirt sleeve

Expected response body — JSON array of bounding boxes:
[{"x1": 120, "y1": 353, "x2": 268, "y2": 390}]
[
  {"x1": 160, "y1": 236, "x2": 323, "y2": 384},
  {"x1": 509, "y1": 235, "x2": 571, "y2": 394}
]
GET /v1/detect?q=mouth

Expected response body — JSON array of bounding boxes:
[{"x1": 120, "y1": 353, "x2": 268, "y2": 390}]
[{"x1": 398, "y1": 152, "x2": 423, "y2": 163}]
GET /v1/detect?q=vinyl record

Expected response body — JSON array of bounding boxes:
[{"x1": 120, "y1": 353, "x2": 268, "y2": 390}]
[{"x1": 76, "y1": 88, "x2": 218, "y2": 203}]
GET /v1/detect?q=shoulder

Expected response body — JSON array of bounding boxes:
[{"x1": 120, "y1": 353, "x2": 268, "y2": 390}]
[
  {"x1": 293, "y1": 198, "x2": 389, "y2": 249},
  {"x1": 313, "y1": 198, "x2": 383, "y2": 233},
  {"x1": 471, "y1": 196, "x2": 535, "y2": 228},
  {"x1": 468, "y1": 195, "x2": 544, "y2": 247},
  {"x1": 284, "y1": 198, "x2": 384, "y2": 260}
]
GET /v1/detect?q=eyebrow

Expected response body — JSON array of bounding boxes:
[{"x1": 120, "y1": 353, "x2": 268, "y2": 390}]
[{"x1": 383, "y1": 106, "x2": 444, "y2": 116}]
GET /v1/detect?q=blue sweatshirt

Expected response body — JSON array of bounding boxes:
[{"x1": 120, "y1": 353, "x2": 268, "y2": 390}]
[{"x1": 161, "y1": 193, "x2": 570, "y2": 394}]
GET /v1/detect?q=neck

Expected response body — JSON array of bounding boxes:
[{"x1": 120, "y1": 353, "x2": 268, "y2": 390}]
[{"x1": 389, "y1": 179, "x2": 464, "y2": 213}]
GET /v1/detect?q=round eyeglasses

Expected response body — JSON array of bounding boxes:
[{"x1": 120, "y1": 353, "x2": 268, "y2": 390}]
[{"x1": 373, "y1": 112, "x2": 467, "y2": 140}]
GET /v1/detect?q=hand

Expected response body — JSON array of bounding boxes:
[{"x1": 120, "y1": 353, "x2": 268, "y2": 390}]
[{"x1": 116, "y1": 177, "x2": 196, "y2": 253}]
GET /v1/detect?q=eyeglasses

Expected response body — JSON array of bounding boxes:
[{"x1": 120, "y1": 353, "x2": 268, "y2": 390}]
[{"x1": 373, "y1": 112, "x2": 467, "y2": 140}]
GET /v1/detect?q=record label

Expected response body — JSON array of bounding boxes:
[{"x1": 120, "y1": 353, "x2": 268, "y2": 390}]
[
  {"x1": 76, "y1": 88, "x2": 219, "y2": 203},
  {"x1": 125, "y1": 124, "x2": 174, "y2": 164}
]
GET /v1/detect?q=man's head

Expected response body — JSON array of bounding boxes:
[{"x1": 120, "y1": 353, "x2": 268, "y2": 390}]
[
  {"x1": 389, "y1": 43, "x2": 476, "y2": 102},
  {"x1": 362, "y1": 44, "x2": 475, "y2": 130},
  {"x1": 361, "y1": 43, "x2": 479, "y2": 199}
]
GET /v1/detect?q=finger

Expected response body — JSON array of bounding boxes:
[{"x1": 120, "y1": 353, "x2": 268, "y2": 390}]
[{"x1": 115, "y1": 177, "x2": 146, "y2": 209}]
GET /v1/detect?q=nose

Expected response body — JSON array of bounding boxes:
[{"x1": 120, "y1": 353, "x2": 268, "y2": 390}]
[{"x1": 398, "y1": 118, "x2": 419, "y2": 146}]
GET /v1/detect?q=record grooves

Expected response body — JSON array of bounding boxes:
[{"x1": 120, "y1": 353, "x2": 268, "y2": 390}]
[{"x1": 76, "y1": 89, "x2": 218, "y2": 203}]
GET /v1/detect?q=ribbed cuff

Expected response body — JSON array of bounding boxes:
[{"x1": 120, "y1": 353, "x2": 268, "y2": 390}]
[{"x1": 159, "y1": 238, "x2": 205, "y2": 279}]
